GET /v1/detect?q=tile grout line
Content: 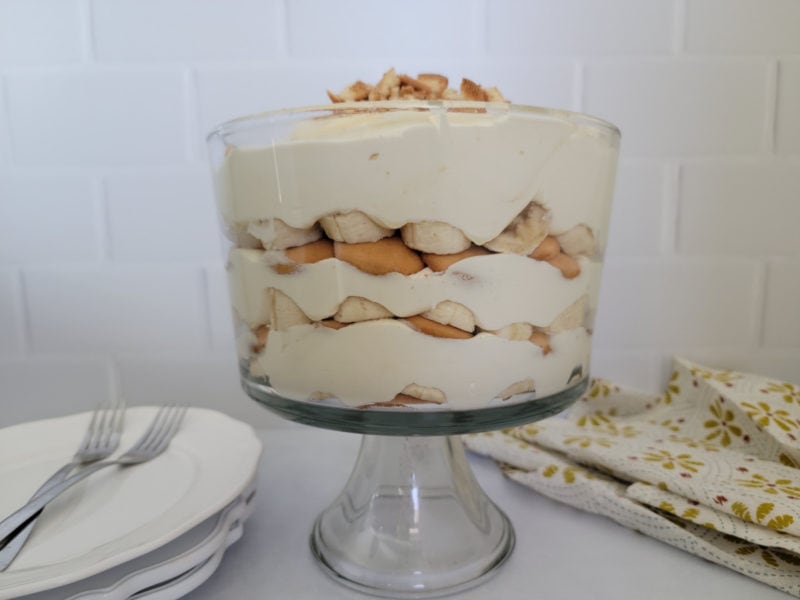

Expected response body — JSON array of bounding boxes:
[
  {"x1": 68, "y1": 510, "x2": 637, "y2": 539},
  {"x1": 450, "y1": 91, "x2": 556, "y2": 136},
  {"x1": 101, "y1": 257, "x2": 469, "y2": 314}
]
[
  {"x1": 764, "y1": 59, "x2": 780, "y2": 155},
  {"x1": 0, "y1": 74, "x2": 15, "y2": 163},
  {"x1": 572, "y1": 59, "x2": 584, "y2": 113},
  {"x1": 671, "y1": 0, "x2": 688, "y2": 55},
  {"x1": 473, "y1": 0, "x2": 488, "y2": 55},
  {"x1": 107, "y1": 354, "x2": 123, "y2": 404},
  {"x1": 661, "y1": 161, "x2": 681, "y2": 256},
  {"x1": 198, "y1": 267, "x2": 215, "y2": 351},
  {"x1": 183, "y1": 68, "x2": 201, "y2": 162},
  {"x1": 15, "y1": 269, "x2": 33, "y2": 356},
  {"x1": 78, "y1": 0, "x2": 95, "y2": 63},
  {"x1": 278, "y1": 0, "x2": 291, "y2": 58},
  {"x1": 93, "y1": 176, "x2": 113, "y2": 262},
  {"x1": 752, "y1": 259, "x2": 769, "y2": 349}
]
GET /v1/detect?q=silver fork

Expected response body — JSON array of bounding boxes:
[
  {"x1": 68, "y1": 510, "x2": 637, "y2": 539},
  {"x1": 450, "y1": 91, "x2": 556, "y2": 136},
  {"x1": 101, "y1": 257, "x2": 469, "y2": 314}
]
[
  {"x1": 0, "y1": 399, "x2": 126, "y2": 570},
  {"x1": 0, "y1": 405, "x2": 188, "y2": 566}
]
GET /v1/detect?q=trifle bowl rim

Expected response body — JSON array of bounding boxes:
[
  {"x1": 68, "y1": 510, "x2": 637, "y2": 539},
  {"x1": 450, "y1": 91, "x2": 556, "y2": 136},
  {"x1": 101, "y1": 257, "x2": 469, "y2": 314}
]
[{"x1": 206, "y1": 100, "x2": 621, "y2": 143}]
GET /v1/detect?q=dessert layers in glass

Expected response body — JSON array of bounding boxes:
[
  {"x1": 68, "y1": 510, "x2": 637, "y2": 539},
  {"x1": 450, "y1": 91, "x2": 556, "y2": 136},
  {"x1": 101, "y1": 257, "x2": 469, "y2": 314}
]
[{"x1": 210, "y1": 103, "x2": 620, "y2": 410}]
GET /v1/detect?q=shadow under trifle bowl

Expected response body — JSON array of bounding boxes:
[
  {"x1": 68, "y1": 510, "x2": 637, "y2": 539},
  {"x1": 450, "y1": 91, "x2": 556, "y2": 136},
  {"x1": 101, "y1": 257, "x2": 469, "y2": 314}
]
[{"x1": 207, "y1": 100, "x2": 620, "y2": 598}]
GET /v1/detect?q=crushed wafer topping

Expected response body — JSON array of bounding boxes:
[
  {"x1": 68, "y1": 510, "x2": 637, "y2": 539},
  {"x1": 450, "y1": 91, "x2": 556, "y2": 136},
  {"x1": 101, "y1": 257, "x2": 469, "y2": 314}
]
[{"x1": 327, "y1": 68, "x2": 507, "y2": 103}]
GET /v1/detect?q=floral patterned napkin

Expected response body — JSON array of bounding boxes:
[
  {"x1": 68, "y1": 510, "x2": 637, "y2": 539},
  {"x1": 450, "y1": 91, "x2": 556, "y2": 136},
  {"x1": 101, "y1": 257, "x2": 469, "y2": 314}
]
[{"x1": 465, "y1": 357, "x2": 800, "y2": 596}]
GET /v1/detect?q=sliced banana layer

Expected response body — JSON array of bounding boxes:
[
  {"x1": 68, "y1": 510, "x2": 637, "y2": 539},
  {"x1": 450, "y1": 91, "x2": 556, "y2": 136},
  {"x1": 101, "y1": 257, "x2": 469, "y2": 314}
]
[
  {"x1": 491, "y1": 322, "x2": 534, "y2": 341},
  {"x1": 484, "y1": 201, "x2": 550, "y2": 255},
  {"x1": 320, "y1": 211, "x2": 394, "y2": 243},
  {"x1": 421, "y1": 300, "x2": 476, "y2": 333},
  {"x1": 401, "y1": 221, "x2": 471, "y2": 254},
  {"x1": 557, "y1": 225, "x2": 596, "y2": 257},
  {"x1": 334, "y1": 296, "x2": 393, "y2": 323},
  {"x1": 401, "y1": 383, "x2": 446, "y2": 404},
  {"x1": 248, "y1": 218, "x2": 322, "y2": 250},
  {"x1": 497, "y1": 378, "x2": 536, "y2": 400},
  {"x1": 548, "y1": 295, "x2": 589, "y2": 333},
  {"x1": 268, "y1": 288, "x2": 311, "y2": 331}
]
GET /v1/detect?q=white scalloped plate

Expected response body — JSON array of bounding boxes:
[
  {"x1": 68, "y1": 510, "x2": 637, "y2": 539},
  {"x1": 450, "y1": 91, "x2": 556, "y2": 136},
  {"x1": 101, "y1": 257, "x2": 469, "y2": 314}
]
[
  {"x1": 0, "y1": 407, "x2": 261, "y2": 599},
  {"x1": 22, "y1": 483, "x2": 256, "y2": 600}
]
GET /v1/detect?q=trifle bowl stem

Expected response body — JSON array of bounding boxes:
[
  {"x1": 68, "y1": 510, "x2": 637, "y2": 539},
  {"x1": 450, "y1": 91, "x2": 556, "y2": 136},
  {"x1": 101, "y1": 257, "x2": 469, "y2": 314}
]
[{"x1": 311, "y1": 434, "x2": 514, "y2": 598}]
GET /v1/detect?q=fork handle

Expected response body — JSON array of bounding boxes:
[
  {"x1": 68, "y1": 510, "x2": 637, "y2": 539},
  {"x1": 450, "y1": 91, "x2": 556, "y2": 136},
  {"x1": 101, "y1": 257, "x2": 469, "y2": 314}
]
[
  {"x1": 27, "y1": 462, "x2": 78, "y2": 500},
  {"x1": 0, "y1": 462, "x2": 78, "y2": 570},
  {"x1": 0, "y1": 461, "x2": 118, "y2": 544},
  {"x1": 0, "y1": 462, "x2": 79, "y2": 570}
]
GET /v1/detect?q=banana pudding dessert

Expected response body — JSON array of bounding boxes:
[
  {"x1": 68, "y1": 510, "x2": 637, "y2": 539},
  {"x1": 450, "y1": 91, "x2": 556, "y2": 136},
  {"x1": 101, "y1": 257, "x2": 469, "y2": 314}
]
[{"x1": 210, "y1": 69, "x2": 619, "y2": 410}]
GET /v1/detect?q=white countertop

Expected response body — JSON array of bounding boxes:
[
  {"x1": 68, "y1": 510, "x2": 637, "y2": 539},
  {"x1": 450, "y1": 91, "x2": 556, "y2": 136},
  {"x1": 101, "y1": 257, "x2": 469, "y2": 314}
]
[{"x1": 191, "y1": 426, "x2": 792, "y2": 600}]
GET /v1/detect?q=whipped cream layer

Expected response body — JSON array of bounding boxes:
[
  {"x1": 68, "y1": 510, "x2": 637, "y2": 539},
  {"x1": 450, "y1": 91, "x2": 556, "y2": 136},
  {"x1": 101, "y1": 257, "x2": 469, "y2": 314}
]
[
  {"x1": 228, "y1": 249, "x2": 601, "y2": 330},
  {"x1": 255, "y1": 320, "x2": 590, "y2": 409},
  {"x1": 215, "y1": 109, "x2": 618, "y2": 250}
]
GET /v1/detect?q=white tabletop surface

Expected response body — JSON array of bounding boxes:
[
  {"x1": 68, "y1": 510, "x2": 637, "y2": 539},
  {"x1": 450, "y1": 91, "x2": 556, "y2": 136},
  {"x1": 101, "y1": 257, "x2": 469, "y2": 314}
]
[{"x1": 190, "y1": 425, "x2": 792, "y2": 600}]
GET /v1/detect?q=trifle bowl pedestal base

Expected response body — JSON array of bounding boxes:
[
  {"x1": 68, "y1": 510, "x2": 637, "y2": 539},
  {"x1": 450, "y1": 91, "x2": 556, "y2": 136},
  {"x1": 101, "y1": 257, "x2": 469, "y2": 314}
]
[
  {"x1": 245, "y1": 378, "x2": 589, "y2": 598},
  {"x1": 310, "y1": 434, "x2": 514, "y2": 598}
]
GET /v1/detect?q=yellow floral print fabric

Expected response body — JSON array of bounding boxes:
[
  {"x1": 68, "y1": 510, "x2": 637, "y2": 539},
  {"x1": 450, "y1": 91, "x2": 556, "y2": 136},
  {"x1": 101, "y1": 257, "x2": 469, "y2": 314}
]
[{"x1": 464, "y1": 357, "x2": 800, "y2": 597}]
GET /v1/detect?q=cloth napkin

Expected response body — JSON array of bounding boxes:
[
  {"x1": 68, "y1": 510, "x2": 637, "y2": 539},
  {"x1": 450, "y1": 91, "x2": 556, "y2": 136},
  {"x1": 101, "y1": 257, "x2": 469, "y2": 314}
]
[{"x1": 465, "y1": 357, "x2": 800, "y2": 596}]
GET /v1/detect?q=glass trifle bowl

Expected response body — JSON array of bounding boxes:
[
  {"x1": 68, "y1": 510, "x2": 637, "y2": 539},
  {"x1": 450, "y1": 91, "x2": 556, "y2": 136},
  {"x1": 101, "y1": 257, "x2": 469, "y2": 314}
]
[{"x1": 207, "y1": 100, "x2": 620, "y2": 597}]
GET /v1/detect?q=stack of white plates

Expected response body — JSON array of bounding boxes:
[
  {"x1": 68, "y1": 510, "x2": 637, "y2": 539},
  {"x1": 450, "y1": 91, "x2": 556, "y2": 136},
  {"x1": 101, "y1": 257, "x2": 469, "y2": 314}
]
[{"x1": 0, "y1": 407, "x2": 262, "y2": 600}]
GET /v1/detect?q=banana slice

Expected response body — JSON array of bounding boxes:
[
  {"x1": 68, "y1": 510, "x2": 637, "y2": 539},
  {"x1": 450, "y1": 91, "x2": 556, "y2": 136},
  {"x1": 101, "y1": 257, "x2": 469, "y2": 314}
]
[
  {"x1": 371, "y1": 393, "x2": 440, "y2": 407},
  {"x1": 334, "y1": 296, "x2": 393, "y2": 323},
  {"x1": 401, "y1": 383, "x2": 446, "y2": 404},
  {"x1": 268, "y1": 288, "x2": 311, "y2": 331},
  {"x1": 491, "y1": 322, "x2": 534, "y2": 341},
  {"x1": 320, "y1": 211, "x2": 394, "y2": 243},
  {"x1": 421, "y1": 301, "x2": 476, "y2": 333},
  {"x1": 497, "y1": 378, "x2": 536, "y2": 400},
  {"x1": 485, "y1": 201, "x2": 550, "y2": 254},
  {"x1": 247, "y1": 219, "x2": 322, "y2": 250},
  {"x1": 548, "y1": 296, "x2": 589, "y2": 333},
  {"x1": 401, "y1": 221, "x2": 471, "y2": 254},
  {"x1": 557, "y1": 225, "x2": 596, "y2": 257}
]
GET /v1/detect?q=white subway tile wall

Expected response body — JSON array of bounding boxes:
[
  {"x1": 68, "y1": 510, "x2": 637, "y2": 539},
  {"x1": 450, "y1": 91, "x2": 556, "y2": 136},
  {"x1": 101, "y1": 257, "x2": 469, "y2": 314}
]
[
  {"x1": 777, "y1": 59, "x2": 800, "y2": 154},
  {"x1": 487, "y1": 0, "x2": 675, "y2": 56},
  {"x1": 0, "y1": 270, "x2": 24, "y2": 355},
  {"x1": 0, "y1": 0, "x2": 797, "y2": 427},
  {"x1": 91, "y1": 0, "x2": 283, "y2": 61},
  {"x1": 583, "y1": 60, "x2": 771, "y2": 156},
  {"x1": 6, "y1": 71, "x2": 187, "y2": 165},
  {"x1": 0, "y1": 0, "x2": 84, "y2": 65},
  {"x1": 684, "y1": 0, "x2": 800, "y2": 54}
]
